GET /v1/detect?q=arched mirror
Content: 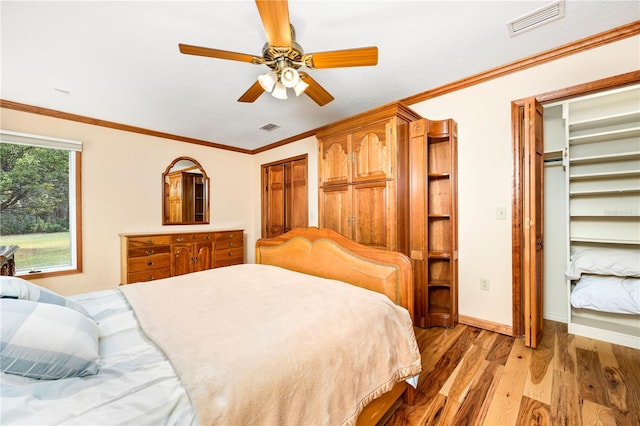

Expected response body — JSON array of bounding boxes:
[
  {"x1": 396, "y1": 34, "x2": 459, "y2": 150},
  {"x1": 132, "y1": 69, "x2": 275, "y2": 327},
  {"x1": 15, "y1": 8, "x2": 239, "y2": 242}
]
[{"x1": 162, "y1": 157, "x2": 210, "y2": 225}]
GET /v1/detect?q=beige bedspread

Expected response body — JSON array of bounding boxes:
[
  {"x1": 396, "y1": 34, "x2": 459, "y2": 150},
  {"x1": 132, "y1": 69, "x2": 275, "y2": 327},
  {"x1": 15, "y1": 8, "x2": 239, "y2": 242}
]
[{"x1": 121, "y1": 264, "x2": 421, "y2": 426}]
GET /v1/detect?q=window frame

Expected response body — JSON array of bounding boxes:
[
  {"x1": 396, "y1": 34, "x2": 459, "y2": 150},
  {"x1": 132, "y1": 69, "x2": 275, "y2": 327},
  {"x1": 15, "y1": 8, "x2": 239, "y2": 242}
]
[{"x1": 0, "y1": 130, "x2": 83, "y2": 278}]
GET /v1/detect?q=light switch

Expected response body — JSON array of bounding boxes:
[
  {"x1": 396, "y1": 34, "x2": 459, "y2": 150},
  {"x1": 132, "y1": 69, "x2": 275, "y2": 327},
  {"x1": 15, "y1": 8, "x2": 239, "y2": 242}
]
[{"x1": 497, "y1": 207, "x2": 507, "y2": 220}]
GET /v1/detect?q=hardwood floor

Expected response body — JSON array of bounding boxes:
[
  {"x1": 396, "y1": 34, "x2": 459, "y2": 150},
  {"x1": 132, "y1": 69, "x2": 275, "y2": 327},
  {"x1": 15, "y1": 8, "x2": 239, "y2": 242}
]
[{"x1": 385, "y1": 320, "x2": 640, "y2": 426}]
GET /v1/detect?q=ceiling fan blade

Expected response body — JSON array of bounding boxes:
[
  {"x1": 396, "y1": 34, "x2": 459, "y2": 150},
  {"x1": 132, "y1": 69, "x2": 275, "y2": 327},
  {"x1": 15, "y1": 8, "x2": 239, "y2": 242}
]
[
  {"x1": 255, "y1": 0, "x2": 292, "y2": 47},
  {"x1": 179, "y1": 44, "x2": 263, "y2": 64},
  {"x1": 299, "y1": 72, "x2": 334, "y2": 106},
  {"x1": 238, "y1": 80, "x2": 265, "y2": 103},
  {"x1": 302, "y1": 46, "x2": 378, "y2": 69}
]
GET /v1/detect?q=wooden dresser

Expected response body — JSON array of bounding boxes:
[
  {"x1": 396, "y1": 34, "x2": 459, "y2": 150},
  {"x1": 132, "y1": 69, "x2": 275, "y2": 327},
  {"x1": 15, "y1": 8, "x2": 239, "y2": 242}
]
[{"x1": 120, "y1": 230, "x2": 243, "y2": 284}]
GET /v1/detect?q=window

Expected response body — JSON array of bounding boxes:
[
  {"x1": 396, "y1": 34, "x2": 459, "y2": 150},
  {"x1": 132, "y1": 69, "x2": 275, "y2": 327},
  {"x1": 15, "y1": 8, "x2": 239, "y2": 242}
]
[{"x1": 0, "y1": 130, "x2": 82, "y2": 277}]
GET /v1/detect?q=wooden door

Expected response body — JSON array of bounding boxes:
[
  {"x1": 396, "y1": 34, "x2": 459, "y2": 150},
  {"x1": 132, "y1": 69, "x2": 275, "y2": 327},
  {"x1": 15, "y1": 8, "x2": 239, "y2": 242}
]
[
  {"x1": 265, "y1": 164, "x2": 285, "y2": 237},
  {"x1": 172, "y1": 244, "x2": 193, "y2": 276},
  {"x1": 352, "y1": 181, "x2": 390, "y2": 249},
  {"x1": 319, "y1": 185, "x2": 351, "y2": 239},
  {"x1": 261, "y1": 156, "x2": 308, "y2": 238},
  {"x1": 286, "y1": 158, "x2": 308, "y2": 232},
  {"x1": 523, "y1": 97, "x2": 545, "y2": 348}
]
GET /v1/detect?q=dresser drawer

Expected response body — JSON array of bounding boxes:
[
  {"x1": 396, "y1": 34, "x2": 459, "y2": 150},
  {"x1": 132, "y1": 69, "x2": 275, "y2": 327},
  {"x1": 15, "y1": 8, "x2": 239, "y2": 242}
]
[
  {"x1": 214, "y1": 234, "x2": 243, "y2": 249},
  {"x1": 127, "y1": 268, "x2": 171, "y2": 283},
  {"x1": 128, "y1": 235, "x2": 172, "y2": 248},
  {"x1": 214, "y1": 230, "x2": 243, "y2": 242},
  {"x1": 128, "y1": 245, "x2": 171, "y2": 259},
  {"x1": 128, "y1": 253, "x2": 171, "y2": 273},
  {"x1": 214, "y1": 248, "x2": 244, "y2": 267},
  {"x1": 172, "y1": 233, "x2": 215, "y2": 244}
]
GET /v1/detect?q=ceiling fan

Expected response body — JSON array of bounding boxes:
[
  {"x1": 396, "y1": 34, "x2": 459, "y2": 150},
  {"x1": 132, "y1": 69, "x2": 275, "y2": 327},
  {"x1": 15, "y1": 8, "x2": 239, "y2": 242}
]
[{"x1": 178, "y1": 0, "x2": 378, "y2": 106}]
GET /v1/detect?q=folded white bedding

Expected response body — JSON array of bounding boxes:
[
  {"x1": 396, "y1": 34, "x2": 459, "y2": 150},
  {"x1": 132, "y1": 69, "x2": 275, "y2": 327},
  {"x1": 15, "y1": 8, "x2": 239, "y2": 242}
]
[{"x1": 571, "y1": 274, "x2": 640, "y2": 315}]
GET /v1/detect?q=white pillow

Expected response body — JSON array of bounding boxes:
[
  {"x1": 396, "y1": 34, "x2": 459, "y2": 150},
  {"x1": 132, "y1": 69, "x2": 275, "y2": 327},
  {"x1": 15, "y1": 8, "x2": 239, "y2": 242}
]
[
  {"x1": 0, "y1": 276, "x2": 91, "y2": 318},
  {"x1": 565, "y1": 247, "x2": 640, "y2": 280},
  {"x1": 0, "y1": 299, "x2": 100, "y2": 380}
]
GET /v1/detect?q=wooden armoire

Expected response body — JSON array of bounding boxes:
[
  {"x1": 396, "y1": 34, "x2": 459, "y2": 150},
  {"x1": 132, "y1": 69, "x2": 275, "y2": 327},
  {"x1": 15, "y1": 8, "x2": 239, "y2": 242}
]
[
  {"x1": 317, "y1": 103, "x2": 458, "y2": 328},
  {"x1": 317, "y1": 103, "x2": 422, "y2": 254}
]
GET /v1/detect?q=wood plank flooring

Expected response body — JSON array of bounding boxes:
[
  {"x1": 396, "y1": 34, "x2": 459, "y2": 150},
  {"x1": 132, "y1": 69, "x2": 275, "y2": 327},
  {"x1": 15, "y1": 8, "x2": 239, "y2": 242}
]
[{"x1": 385, "y1": 320, "x2": 640, "y2": 426}]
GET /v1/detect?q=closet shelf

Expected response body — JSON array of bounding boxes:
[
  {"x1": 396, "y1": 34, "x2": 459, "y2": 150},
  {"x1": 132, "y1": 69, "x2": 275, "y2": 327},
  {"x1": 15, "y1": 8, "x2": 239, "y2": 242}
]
[
  {"x1": 570, "y1": 237, "x2": 640, "y2": 245},
  {"x1": 569, "y1": 188, "x2": 640, "y2": 196},
  {"x1": 569, "y1": 127, "x2": 640, "y2": 145},
  {"x1": 569, "y1": 110, "x2": 640, "y2": 132},
  {"x1": 570, "y1": 170, "x2": 640, "y2": 180},
  {"x1": 569, "y1": 151, "x2": 640, "y2": 164}
]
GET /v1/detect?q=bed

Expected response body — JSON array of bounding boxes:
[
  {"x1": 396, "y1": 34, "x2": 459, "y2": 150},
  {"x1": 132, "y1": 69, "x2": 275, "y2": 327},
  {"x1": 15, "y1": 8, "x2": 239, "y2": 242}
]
[
  {"x1": 565, "y1": 246, "x2": 640, "y2": 348},
  {"x1": 0, "y1": 227, "x2": 421, "y2": 425}
]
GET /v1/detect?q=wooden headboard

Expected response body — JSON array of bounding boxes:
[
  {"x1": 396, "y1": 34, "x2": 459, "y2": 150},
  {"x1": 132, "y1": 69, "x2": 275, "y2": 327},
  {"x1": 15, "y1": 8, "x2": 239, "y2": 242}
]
[{"x1": 255, "y1": 227, "x2": 414, "y2": 319}]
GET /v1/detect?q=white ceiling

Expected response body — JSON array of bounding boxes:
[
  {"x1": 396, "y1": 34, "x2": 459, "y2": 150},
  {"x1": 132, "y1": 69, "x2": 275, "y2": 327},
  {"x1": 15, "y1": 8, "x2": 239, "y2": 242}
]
[{"x1": 1, "y1": 1, "x2": 638, "y2": 151}]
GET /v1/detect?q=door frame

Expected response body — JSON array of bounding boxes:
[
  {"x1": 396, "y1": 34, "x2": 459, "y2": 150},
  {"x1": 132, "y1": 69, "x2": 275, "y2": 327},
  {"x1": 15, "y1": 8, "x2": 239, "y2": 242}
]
[{"x1": 510, "y1": 71, "x2": 640, "y2": 338}]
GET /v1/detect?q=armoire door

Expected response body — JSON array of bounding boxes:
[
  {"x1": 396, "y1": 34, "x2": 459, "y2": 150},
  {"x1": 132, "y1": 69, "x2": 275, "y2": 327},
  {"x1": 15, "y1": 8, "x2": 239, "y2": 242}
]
[
  {"x1": 352, "y1": 181, "x2": 391, "y2": 249},
  {"x1": 319, "y1": 184, "x2": 351, "y2": 238}
]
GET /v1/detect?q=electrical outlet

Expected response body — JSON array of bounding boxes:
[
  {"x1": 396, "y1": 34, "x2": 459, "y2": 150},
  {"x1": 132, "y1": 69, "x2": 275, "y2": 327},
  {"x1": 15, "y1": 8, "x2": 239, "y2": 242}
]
[
  {"x1": 480, "y1": 278, "x2": 490, "y2": 291},
  {"x1": 497, "y1": 207, "x2": 507, "y2": 220}
]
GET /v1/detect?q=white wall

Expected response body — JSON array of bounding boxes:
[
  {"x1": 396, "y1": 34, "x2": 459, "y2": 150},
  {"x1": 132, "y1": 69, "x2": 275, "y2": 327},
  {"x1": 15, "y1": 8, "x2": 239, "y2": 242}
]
[
  {"x1": 1, "y1": 108, "x2": 254, "y2": 295},
  {"x1": 407, "y1": 36, "x2": 640, "y2": 328}
]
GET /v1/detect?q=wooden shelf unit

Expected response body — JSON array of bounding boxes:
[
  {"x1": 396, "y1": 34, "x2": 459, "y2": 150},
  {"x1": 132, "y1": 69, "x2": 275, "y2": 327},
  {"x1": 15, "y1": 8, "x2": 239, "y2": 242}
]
[{"x1": 409, "y1": 118, "x2": 458, "y2": 328}]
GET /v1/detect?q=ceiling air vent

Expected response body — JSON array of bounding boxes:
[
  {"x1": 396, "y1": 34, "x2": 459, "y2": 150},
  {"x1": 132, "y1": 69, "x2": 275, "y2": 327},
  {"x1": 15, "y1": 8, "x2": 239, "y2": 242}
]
[
  {"x1": 507, "y1": 0, "x2": 565, "y2": 37},
  {"x1": 259, "y1": 123, "x2": 280, "y2": 132}
]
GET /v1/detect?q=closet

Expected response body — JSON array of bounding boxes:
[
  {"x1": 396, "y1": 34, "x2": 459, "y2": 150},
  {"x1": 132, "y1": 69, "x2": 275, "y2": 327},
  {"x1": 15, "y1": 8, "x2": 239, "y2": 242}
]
[
  {"x1": 261, "y1": 155, "x2": 308, "y2": 238},
  {"x1": 547, "y1": 84, "x2": 639, "y2": 349}
]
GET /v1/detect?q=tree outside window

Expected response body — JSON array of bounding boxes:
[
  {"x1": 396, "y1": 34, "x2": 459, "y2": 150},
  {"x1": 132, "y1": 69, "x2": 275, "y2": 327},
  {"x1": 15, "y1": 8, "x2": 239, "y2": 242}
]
[{"x1": 0, "y1": 130, "x2": 81, "y2": 276}]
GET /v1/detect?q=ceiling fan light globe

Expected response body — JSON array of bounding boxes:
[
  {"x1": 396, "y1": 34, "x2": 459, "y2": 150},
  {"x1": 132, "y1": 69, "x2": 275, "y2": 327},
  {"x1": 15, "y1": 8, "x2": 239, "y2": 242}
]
[
  {"x1": 271, "y1": 82, "x2": 288, "y2": 99},
  {"x1": 280, "y1": 67, "x2": 300, "y2": 88},
  {"x1": 293, "y1": 79, "x2": 309, "y2": 96},
  {"x1": 258, "y1": 71, "x2": 277, "y2": 92}
]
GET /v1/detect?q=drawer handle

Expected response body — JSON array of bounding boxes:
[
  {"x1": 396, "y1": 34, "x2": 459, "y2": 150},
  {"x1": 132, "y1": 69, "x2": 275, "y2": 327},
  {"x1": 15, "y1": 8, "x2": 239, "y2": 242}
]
[
  {"x1": 176, "y1": 237, "x2": 184, "y2": 242},
  {"x1": 205, "y1": 235, "x2": 211, "y2": 240},
  {"x1": 146, "y1": 275, "x2": 153, "y2": 281},
  {"x1": 147, "y1": 261, "x2": 154, "y2": 266},
  {"x1": 145, "y1": 249, "x2": 155, "y2": 255},
  {"x1": 192, "y1": 235, "x2": 197, "y2": 240},
  {"x1": 228, "y1": 251, "x2": 233, "y2": 256},
  {"x1": 146, "y1": 239, "x2": 154, "y2": 245},
  {"x1": 227, "y1": 242, "x2": 233, "y2": 247},
  {"x1": 227, "y1": 234, "x2": 233, "y2": 239}
]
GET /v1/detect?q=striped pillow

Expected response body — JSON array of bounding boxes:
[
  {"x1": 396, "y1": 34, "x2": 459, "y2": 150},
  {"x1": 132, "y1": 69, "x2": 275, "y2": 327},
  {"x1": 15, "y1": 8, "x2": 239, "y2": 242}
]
[
  {"x1": 0, "y1": 298, "x2": 100, "y2": 380},
  {"x1": 0, "y1": 276, "x2": 91, "y2": 318}
]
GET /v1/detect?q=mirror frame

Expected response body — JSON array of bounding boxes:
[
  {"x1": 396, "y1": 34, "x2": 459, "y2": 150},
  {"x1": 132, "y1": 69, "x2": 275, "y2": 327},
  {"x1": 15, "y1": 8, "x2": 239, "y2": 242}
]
[{"x1": 162, "y1": 156, "x2": 210, "y2": 225}]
